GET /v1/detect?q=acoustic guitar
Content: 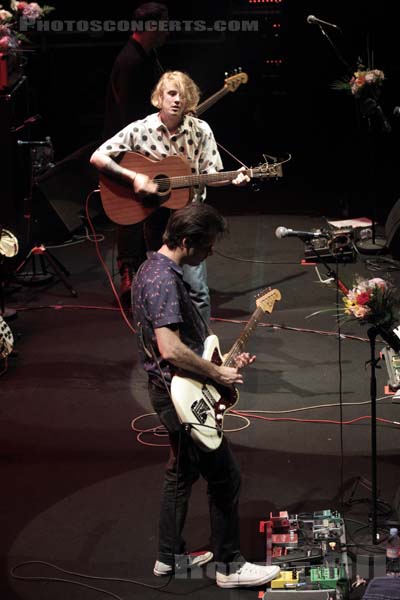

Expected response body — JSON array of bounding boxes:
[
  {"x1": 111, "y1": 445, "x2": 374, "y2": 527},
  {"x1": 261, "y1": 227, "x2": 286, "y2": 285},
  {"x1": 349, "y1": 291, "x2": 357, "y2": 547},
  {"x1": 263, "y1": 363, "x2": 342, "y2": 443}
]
[{"x1": 99, "y1": 153, "x2": 283, "y2": 225}]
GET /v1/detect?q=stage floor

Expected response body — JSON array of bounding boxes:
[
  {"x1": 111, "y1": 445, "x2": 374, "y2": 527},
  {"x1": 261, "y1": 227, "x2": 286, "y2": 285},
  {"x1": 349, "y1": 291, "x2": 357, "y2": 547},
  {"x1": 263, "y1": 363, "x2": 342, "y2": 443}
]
[{"x1": 2, "y1": 211, "x2": 400, "y2": 599}]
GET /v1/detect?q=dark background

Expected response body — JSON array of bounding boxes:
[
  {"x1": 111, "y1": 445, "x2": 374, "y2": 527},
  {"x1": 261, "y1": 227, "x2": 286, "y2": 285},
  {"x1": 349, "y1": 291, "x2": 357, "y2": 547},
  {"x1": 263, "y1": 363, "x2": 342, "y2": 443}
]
[{"x1": 4, "y1": 0, "x2": 400, "y2": 225}]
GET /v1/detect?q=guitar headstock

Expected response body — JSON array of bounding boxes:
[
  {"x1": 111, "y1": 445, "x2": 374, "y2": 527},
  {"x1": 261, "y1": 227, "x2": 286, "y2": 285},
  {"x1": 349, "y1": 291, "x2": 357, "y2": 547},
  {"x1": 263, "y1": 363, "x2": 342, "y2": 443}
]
[
  {"x1": 256, "y1": 288, "x2": 281, "y2": 314},
  {"x1": 224, "y1": 69, "x2": 249, "y2": 92},
  {"x1": 253, "y1": 154, "x2": 291, "y2": 180}
]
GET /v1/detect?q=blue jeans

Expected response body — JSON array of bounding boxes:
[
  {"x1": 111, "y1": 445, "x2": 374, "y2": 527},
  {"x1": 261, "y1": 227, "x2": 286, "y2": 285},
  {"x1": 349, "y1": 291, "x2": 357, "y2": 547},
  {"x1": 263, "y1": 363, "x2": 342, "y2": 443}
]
[
  {"x1": 183, "y1": 261, "x2": 210, "y2": 324},
  {"x1": 148, "y1": 381, "x2": 243, "y2": 566}
]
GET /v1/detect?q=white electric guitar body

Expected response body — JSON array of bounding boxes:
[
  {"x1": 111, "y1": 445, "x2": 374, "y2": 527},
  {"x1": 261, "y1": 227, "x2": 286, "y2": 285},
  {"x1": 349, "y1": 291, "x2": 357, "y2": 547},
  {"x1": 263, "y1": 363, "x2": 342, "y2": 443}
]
[{"x1": 171, "y1": 289, "x2": 281, "y2": 451}]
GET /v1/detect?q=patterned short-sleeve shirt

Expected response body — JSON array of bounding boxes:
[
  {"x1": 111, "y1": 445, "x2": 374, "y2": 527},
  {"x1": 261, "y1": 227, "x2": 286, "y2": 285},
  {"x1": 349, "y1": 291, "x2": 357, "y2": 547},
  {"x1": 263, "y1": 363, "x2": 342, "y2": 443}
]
[
  {"x1": 96, "y1": 112, "x2": 223, "y2": 201},
  {"x1": 133, "y1": 252, "x2": 208, "y2": 386}
]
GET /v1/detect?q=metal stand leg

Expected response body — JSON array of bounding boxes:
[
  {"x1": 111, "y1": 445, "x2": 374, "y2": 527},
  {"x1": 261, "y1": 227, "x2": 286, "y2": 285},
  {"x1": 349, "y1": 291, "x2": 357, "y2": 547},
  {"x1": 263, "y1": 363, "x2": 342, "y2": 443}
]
[{"x1": 16, "y1": 245, "x2": 78, "y2": 297}]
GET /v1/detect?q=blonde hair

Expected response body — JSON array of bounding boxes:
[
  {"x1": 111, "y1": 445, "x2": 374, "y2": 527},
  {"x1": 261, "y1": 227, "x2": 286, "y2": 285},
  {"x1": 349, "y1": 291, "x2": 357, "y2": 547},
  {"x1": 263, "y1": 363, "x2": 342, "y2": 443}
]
[{"x1": 151, "y1": 71, "x2": 200, "y2": 114}]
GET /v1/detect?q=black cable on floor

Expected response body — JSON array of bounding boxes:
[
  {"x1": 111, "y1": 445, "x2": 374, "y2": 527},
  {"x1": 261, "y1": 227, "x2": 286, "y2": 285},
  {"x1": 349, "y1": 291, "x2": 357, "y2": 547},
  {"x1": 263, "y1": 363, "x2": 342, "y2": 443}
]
[{"x1": 10, "y1": 560, "x2": 174, "y2": 597}]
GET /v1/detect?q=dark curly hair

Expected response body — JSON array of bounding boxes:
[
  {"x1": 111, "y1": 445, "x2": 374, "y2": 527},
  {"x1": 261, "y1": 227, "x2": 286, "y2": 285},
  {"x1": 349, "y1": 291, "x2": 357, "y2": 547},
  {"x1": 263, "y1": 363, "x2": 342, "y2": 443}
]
[{"x1": 163, "y1": 203, "x2": 228, "y2": 250}]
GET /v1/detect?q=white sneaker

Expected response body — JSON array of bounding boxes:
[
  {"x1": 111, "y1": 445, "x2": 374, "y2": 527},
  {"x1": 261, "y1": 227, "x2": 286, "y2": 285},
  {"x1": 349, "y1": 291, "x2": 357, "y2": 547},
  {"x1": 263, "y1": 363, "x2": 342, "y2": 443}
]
[
  {"x1": 153, "y1": 550, "x2": 214, "y2": 576},
  {"x1": 216, "y1": 562, "x2": 280, "y2": 588}
]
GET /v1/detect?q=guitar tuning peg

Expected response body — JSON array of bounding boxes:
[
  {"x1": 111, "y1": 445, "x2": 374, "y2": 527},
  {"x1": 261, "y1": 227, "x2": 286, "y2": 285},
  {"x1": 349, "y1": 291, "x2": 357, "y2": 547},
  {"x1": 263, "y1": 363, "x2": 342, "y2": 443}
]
[
  {"x1": 238, "y1": 67, "x2": 242, "y2": 72},
  {"x1": 224, "y1": 71, "x2": 228, "y2": 77}
]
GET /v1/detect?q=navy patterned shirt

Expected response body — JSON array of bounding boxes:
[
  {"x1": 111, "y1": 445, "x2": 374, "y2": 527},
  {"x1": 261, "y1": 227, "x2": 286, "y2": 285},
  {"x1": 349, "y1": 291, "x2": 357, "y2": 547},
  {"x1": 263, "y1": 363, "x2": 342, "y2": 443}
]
[{"x1": 133, "y1": 252, "x2": 208, "y2": 387}]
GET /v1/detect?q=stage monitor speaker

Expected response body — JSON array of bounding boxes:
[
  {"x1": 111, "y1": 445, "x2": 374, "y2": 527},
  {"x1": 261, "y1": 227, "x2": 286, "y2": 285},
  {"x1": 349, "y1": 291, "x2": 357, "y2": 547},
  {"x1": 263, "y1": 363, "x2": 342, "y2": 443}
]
[
  {"x1": 385, "y1": 198, "x2": 400, "y2": 259},
  {"x1": 32, "y1": 140, "x2": 103, "y2": 244}
]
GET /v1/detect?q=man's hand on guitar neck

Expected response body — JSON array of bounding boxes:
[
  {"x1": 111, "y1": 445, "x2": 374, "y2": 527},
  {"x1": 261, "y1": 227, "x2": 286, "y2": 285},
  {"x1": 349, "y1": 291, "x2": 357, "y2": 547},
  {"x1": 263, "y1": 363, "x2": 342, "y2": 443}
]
[
  {"x1": 231, "y1": 352, "x2": 256, "y2": 369},
  {"x1": 217, "y1": 352, "x2": 256, "y2": 386},
  {"x1": 209, "y1": 166, "x2": 250, "y2": 188},
  {"x1": 155, "y1": 327, "x2": 255, "y2": 387}
]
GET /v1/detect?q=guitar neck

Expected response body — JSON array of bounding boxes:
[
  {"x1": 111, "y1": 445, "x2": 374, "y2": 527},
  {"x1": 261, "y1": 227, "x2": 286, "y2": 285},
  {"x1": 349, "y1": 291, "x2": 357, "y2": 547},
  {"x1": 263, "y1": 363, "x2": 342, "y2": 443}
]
[
  {"x1": 196, "y1": 87, "x2": 230, "y2": 116},
  {"x1": 223, "y1": 306, "x2": 265, "y2": 367},
  {"x1": 168, "y1": 168, "x2": 256, "y2": 189}
]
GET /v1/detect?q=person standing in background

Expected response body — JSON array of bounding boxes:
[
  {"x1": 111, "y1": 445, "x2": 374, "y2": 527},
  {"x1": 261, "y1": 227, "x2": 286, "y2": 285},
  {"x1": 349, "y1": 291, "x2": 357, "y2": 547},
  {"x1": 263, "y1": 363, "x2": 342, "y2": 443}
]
[{"x1": 103, "y1": 2, "x2": 168, "y2": 302}]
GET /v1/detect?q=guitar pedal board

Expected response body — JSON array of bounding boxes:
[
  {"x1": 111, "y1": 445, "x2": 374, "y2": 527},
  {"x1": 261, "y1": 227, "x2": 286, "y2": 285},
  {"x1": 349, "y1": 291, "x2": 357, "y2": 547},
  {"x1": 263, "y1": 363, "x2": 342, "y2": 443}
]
[
  {"x1": 260, "y1": 509, "x2": 349, "y2": 596},
  {"x1": 381, "y1": 345, "x2": 400, "y2": 393}
]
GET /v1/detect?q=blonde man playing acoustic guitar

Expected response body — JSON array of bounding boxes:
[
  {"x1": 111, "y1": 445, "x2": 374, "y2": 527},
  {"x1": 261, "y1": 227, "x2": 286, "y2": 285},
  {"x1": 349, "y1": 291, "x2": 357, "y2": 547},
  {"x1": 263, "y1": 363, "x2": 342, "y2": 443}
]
[{"x1": 91, "y1": 70, "x2": 249, "y2": 322}]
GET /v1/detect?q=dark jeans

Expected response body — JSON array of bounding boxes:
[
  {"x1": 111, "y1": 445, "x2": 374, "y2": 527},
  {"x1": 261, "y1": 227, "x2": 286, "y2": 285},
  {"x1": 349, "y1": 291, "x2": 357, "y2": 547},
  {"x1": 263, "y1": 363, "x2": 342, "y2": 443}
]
[
  {"x1": 148, "y1": 381, "x2": 243, "y2": 567},
  {"x1": 117, "y1": 208, "x2": 170, "y2": 271},
  {"x1": 363, "y1": 577, "x2": 400, "y2": 599}
]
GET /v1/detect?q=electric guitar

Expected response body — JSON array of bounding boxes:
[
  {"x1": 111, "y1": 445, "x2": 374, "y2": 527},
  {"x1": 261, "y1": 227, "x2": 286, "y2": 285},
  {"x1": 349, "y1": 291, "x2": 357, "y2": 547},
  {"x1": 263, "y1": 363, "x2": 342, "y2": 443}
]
[
  {"x1": 195, "y1": 70, "x2": 248, "y2": 116},
  {"x1": 170, "y1": 288, "x2": 281, "y2": 452},
  {"x1": 99, "y1": 153, "x2": 283, "y2": 225}
]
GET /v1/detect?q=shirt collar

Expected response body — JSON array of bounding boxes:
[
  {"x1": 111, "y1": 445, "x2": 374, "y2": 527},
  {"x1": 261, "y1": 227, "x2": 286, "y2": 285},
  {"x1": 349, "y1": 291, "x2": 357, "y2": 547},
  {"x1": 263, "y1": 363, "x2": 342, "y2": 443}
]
[
  {"x1": 150, "y1": 251, "x2": 183, "y2": 276},
  {"x1": 154, "y1": 113, "x2": 189, "y2": 136}
]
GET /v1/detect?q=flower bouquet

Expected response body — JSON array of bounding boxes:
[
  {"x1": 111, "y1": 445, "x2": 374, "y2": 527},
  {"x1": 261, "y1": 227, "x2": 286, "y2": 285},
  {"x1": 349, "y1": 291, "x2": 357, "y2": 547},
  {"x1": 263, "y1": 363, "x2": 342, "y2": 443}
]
[
  {"x1": 308, "y1": 275, "x2": 400, "y2": 350},
  {"x1": 342, "y1": 277, "x2": 399, "y2": 329},
  {"x1": 342, "y1": 276, "x2": 400, "y2": 351},
  {"x1": 0, "y1": 1, "x2": 54, "y2": 52},
  {"x1": 349, "y1": 69, "x2": 385, "y2": 97},
  {"x1": 331, "y1": 68, "x2": 385, "y2": 99}
]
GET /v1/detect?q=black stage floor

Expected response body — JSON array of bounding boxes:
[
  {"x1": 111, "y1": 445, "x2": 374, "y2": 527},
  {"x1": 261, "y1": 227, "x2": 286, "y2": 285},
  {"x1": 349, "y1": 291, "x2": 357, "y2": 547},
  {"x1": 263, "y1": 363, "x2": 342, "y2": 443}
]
[{"x1": 2, "y1": 206, "x2": 400, "y2": 599}]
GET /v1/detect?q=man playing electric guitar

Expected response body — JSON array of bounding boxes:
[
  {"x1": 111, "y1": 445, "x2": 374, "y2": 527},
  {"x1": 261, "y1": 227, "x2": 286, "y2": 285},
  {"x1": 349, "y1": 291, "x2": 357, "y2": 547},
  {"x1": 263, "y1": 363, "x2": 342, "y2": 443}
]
[
  {"x1": 132, "y1": 202, "x2": 280, "y2": 587},
  {"x1": 90, "y1": 70, "x2": 249, "y2": 322}
]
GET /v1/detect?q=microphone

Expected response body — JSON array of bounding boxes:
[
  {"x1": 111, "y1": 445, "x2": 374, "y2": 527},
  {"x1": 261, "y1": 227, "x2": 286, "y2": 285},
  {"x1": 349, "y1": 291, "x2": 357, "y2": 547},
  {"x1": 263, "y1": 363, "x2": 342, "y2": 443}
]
[
  {"x1": 275, "y1": 226, "x2": 325, "y2": 240},
  {"x1": 17, "y1": 140, "x2": 49, "y2": 145},
  {"x1": 307, "y1": 15, "x2": 339, "y2": 30}
]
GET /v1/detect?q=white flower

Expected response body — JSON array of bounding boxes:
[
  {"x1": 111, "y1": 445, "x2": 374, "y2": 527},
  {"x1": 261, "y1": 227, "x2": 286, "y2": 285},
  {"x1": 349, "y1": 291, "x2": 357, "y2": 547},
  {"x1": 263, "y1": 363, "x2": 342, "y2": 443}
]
[{"x1": 0, "y1": 8, "x2": 12, "y2": 20}]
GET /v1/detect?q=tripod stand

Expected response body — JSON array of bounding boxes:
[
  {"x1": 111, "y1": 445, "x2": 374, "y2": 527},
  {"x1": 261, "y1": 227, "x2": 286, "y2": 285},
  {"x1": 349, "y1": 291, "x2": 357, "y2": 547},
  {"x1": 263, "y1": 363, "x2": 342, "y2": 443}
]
[
  {"x1": 15, "y1": 243, "x2": 77, "y2": 297},
  {"x1": 15, "y1": 142, "x2": 78, "y2": 297}
]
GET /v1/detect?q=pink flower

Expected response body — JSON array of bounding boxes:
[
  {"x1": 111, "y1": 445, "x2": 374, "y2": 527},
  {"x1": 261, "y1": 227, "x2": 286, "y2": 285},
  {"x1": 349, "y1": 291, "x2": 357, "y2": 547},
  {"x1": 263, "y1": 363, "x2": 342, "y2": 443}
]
[
  {"x1": 0, "y1": 33, "x2": 11, "y2": 49},
  {"x1": 22, "y1": 2, "x2": 42, "y2": 19},
  {"x1": 368, "y1": 277, "x2": 386, "y2": 290},
  {"x1": 16, "y1": 2, "x2": 28, "y2": 11}
]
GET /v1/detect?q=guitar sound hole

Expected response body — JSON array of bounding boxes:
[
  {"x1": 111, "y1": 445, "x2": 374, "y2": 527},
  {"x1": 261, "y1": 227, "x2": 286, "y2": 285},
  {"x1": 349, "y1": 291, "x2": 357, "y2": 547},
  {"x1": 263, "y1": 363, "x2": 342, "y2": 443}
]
[{"x1": 154, "y1": 173, "x2": 170, "y2": 196}]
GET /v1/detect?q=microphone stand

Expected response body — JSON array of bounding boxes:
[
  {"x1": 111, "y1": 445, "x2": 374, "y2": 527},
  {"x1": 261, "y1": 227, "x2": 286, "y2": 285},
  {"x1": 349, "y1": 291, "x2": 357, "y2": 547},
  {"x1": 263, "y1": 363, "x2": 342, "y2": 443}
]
[
  {"x1": 355, "y1": 93, "x2": 390, "y2": 253},
  {"x1": 312, "y1": 23, "x2": 390, "y2": 253},
  {"x1": 302, "y1": 236, "x2": 349, "y2": 295},
  {"x1": 307, "y1": 237, "x2": 381, "y2": 545},
  {"x1": 366, "y1": 326, "x2": 400, "y2": 544},
  {"x1": 315, "y1": 24, "x2": 351, "y2": 73}
]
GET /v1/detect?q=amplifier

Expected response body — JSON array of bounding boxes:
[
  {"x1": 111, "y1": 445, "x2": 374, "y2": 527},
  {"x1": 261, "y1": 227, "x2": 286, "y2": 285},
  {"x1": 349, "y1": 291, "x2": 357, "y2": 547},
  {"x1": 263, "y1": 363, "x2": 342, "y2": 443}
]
[{"x1": 304, "y1": 228, "x2": 355, "y2": 263}]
